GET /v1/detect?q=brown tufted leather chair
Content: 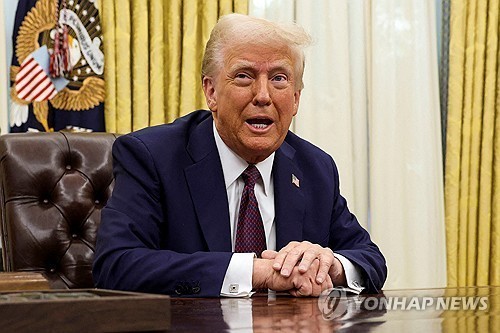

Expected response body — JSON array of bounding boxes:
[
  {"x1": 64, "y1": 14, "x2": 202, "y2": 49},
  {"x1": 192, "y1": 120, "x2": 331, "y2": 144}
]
[{"x1": 0, "y1": 132, "x2": 117, "y2": 289}]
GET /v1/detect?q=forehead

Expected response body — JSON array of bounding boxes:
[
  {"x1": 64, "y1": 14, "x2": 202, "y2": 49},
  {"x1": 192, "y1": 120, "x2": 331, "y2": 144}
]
[{"x1": 222, "y1": 42, "x2": 295, "y2": 71}]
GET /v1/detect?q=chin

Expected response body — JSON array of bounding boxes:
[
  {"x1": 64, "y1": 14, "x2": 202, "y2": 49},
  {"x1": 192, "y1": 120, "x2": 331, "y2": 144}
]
[
  {"x1": 239, "y1": 137, "x2": 283, "y2": 162},
  {"x1": 243, "y1": 146, "x2": 276, "y2": 163}
]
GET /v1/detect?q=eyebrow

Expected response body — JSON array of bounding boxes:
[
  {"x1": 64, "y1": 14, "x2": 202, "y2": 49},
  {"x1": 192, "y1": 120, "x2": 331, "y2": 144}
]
[{"x1": 228, "y1": 60, "x2": 293, "y2": 74}]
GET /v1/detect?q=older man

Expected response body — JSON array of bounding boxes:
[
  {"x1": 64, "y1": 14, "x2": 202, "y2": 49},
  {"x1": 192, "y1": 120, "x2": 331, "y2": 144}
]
[{"x1": 93, "y1": 14, "x2": 386, "y2": 297}]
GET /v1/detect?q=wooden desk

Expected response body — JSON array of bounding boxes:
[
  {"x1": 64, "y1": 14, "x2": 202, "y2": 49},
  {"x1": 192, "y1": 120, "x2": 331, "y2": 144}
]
[
  {"x1": 0, "y1": 272, "x2": 50, "y2": 291},
  {"x1": 168, "y1": 286, "x2": 500, "y2": 332},
  {"x1": 0, "y1": 289, "x2": 170, "y2": 332},
  {"x1": 0, "y1": 285, "x2": 496, "y2": 332}
]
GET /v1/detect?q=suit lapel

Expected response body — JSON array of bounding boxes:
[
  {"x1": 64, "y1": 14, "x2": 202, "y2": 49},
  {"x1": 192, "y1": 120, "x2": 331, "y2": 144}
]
[
  {"x1": 273, "y1": 141, "x2": 305, "y2": 250},
  {"x1": 184, "y1": 117, "x2": 232, "y2": 252}
]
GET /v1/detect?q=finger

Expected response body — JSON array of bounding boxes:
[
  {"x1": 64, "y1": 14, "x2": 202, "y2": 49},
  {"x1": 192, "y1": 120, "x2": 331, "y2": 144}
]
[
  {"x1": 280, "y1": 241, "x2": 312, "y2": 277},
  {"x1": 329, "y1": 257, "x2": 347, "y2": 286},
  {"x1": 312, "y1": 284, "x2": 323, "y2": 297},
  {"x1": 310, "y1": 279, "x2": 322, "y2": 297},
  {"x1": 307, "y1": 259, "x2": 321, "y2": 296},
  {"x1": 272, "y1": 242, "x2": 300, "y2": 274},
  {"x1": 312, "y1": 272, "x2": 333, "y2": 297},
  {"x1": 297, "y1": 248, "x2": 320, "y2": 273},
  {"x1": 261, "y1": 250, "x2": 278, "y2": 260},
  {"x1": 315, "y1": 252, "x2": 335, "y2": 284},
  {"x1": 311, "y1": 283, "x2": 328, "y2": 297},
  {"x1": 322, "y1": 274, "x2": 333, "y2": 292},
  {"x1": 297, "y1": 283, "x2": 312, "y2": 297}
]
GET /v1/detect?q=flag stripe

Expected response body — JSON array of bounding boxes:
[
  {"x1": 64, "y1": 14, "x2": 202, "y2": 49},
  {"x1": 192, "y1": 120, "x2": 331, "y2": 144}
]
[
  {"x1": 23, "y1": 74, "x2": 53, "y2": 101},
  {"x1": 47, "y1": 88, "x2": 57, "y2": 100},
  {"x1": 14, "y1": 56, "x2": 36, "y2": 83},
  {"x1": 17, "y1": 70, "x2": 49, "y2": 100},
  {"x1": 35, "y1": 86, "x2": 56, "y2": 102},
  {"x1": 16, "y1": 67, "x2": 44, "y2": 94},
  {"x1": 31, "y1": 80, "x2": 54, "y2": 101}
]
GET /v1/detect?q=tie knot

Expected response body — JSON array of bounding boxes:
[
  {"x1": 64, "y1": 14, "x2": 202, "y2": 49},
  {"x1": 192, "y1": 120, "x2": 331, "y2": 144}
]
[{"x1": 242, "y1": 165, "x2": 261, "y2": 187}]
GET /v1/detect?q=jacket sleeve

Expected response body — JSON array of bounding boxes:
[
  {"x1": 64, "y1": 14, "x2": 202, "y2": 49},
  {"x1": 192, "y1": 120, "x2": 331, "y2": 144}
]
[
  {"x1": 327, "y1": 158, "x2": 387, "y2": 293},
  {"x1": 92, "y1": 134, "x2": 232, "y2": 297}
]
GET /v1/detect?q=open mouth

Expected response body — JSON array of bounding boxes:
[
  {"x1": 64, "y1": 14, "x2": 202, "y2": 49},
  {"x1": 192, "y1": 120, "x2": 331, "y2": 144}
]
[{"x1": 246, "y1": 118, "x2": 273, "y2": 129}]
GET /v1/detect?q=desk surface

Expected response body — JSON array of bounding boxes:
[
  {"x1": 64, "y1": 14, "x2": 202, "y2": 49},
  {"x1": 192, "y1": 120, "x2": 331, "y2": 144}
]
[
  {"x1": 168, "y1": 286, "x2": 499, "y2": 332},
  {"x1": 0, "y1": 272, "x2": 49, "y2": 291}
]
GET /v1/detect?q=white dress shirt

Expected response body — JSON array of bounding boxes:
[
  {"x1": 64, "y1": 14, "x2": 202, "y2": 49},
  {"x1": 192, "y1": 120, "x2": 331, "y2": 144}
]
[{"x1": 213, "y1": 124, "x2": 363, "y2": 297}]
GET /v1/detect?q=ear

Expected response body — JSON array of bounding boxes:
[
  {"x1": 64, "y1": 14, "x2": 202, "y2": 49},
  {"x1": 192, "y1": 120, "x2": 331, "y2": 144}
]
[
  {"x1": 202, "y1": 76, "x2": 217, "y2": 112},
  {"x1": 293, "y1": 90, "x2": 301, "y2": 116}
]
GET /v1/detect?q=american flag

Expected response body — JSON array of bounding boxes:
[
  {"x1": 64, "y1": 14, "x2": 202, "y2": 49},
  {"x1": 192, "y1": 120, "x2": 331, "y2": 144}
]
[
  {"x1": 292, "y1": 174, "x2": 300, "y2": 188},
  {"x1": 15, "y1": 53, "x2": 57, "y2": 102}
]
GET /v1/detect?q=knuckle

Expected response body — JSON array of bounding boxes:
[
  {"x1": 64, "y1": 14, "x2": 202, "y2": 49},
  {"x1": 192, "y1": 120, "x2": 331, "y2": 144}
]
[
  {"x1": 303, "y1": 251, "x2": 315, "y2": 259},
  {"x1": 320, "y1": 260, "x2": 332, "y2": 268},
  {"x1": 278, "y1": 250, "x2": 290, "y2": 257},
  {"x1": 320, "y1": 249, "x2": 334, "y2": 259},
  {"x1": 279, "y1": 246, "x2": 292, "y2": 254},
  {"x1": 300, "y1": 257, "x2": 312, "y2": 265}
]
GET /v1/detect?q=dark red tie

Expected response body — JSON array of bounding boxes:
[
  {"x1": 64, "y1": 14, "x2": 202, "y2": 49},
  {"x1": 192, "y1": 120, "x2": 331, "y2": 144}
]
[{"x1": 234, "y1": 165, "x2": 266, "y2": 257}]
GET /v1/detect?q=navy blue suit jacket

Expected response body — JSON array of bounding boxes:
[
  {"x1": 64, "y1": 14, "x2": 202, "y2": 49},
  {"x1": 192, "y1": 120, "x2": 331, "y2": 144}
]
[{"x1": 93, "y1": 110, "x2": 387, "y2": 296}]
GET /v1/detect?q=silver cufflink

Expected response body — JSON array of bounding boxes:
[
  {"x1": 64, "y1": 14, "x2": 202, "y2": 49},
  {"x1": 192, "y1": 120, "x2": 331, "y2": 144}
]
[{"x1": 229, "y1": 284, "x2": 239, "y2": 293}]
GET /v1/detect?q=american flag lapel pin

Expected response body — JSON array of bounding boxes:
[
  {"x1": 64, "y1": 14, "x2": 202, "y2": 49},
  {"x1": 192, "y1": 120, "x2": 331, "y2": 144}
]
[{"x1": 291, "y1": 174, "x2": 300, "y2": 188}]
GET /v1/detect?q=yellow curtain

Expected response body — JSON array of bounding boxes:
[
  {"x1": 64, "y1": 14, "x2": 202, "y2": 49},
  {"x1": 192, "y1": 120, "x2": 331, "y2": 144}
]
[
  {"x1": 445, "y1": 0, "x2": 499, "y2": 287},
  {"x1": 101, "y1": 0, "x2": 248, "y2": 134}
]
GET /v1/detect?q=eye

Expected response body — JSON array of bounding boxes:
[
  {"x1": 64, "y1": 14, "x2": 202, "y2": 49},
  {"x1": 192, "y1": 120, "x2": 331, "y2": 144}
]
[
  {"x1": 235, "y1": 73, "x2": 250, "y2": 79},
  {"x1": 233, "y1": 72, "x2": 253, "y2": 85},
  {"x1": 272, "y1": 74, "x2": 288, "y2": 82},
  {"x1": 271, "y1": 74, "x2": 289, "y2": 88}
]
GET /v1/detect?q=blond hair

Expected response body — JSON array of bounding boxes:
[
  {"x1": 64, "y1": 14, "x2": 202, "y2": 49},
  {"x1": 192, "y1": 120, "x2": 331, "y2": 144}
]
[{"x1": 202, "y1": 13, "x2": 312, "y2": 90}]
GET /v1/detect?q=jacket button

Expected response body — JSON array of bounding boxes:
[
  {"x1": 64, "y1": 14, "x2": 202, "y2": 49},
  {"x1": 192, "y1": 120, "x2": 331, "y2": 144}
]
[{"x1": 174, "y1": 285, "x2": 184, "y2": 295}]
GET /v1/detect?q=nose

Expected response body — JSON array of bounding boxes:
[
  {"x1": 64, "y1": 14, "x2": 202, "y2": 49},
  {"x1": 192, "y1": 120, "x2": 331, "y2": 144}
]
[{"x1": 252, "y1": 76, "x2": 272, "y2": 106}]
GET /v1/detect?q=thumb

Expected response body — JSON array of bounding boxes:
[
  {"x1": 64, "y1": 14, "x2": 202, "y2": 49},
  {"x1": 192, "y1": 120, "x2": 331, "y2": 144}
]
[{"x1": 261, "y1": 250, "x2": 278, "y2": 259}]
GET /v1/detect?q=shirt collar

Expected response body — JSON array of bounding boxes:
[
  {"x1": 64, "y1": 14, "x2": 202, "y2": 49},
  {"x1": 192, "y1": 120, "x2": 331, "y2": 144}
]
[{"x1": 213, "y1": 122, "x2": 274, "y2": 196}]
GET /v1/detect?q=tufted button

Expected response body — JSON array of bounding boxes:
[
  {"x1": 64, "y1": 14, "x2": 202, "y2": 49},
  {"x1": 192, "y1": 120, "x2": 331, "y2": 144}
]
[
  {"x1": 65, "y1": 165, "x2": 72, "y2": 170},
  {"x1": 72, "y1": 234, "x2": 78, "y2": 239},
  {"x1": 94, "y1": 199, "x2": 100, "y2": 205},
  {"x1": 42, "y1": 199, "x2": 49, "y2": 204},
  {"x1": 49, "y1": 268, "x2": 56, "y2": 274}
]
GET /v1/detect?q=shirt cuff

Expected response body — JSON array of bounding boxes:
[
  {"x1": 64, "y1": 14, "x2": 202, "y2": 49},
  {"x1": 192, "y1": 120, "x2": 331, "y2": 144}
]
[
  {"x1": 220, "y1": 253, "x2": 255, "y2": 297},
  {"x1": 333, "y1": 253, "x2": 364, "y2": 293}
]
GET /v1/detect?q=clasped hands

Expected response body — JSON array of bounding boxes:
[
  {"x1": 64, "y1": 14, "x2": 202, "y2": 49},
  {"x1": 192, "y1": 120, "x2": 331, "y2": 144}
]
[{"x1": 252, "y1": 241, "x2": 347, "y2": 297}]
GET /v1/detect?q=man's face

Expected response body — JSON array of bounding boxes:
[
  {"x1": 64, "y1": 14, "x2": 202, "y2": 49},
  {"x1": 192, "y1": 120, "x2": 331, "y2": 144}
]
[{"x1": 203, "y1": 43, "x2": 301, "y2": 164}]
